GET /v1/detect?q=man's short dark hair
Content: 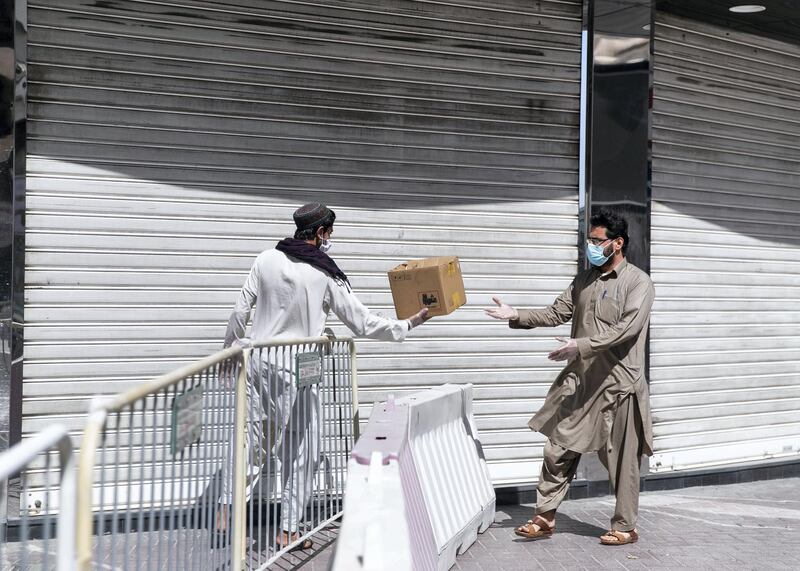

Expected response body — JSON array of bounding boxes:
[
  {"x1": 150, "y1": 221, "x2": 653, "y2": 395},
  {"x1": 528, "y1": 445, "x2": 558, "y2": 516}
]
[
  {"x1": 293, "y1": 203, "x2": 336, "y2": 240},
  {"x1": 590, "y1": 209, "x2": 629, "y2": 254}
]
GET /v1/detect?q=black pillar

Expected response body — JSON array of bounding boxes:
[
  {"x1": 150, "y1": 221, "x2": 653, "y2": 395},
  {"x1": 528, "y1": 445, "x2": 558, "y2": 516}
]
[
  {"x1": 0, "y1": 0, "x2": 26, "y2": 459},
  {"x1": 585, "y1": 0, "x2": 653, "y2": 273},
  {"x1": 576, "y1": 0, "x2": 654, "y2": 485}
]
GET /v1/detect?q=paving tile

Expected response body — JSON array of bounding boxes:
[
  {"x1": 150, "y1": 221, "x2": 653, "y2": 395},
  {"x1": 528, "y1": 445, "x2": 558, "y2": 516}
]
[
  {"x1": 7, "y1": 476, "x2": 796, "y2": 571},
  {"x1": 466, "y1": 477, "x2": 799, "y2": 570}
]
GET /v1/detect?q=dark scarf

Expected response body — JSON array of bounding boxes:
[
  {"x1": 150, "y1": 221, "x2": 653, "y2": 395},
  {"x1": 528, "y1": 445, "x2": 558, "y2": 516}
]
[{"x1": 276, "y1": 238, "x2": 351, "y2": 288}]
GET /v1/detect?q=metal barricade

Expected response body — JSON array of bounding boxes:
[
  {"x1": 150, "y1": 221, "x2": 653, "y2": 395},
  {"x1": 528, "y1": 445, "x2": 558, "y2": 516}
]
[
  {"x1": 0, "y1": 424, "x2": 76, "y2": 571},
  {"x1": 73, "y1": 336, "x2": 358, "y2": 570},
  {"x1": 75, "y1": 346, "x2": 248, "y2": 571},
  {"x1": 245, "y1": 336, "x2": 358, "y2": 569}
]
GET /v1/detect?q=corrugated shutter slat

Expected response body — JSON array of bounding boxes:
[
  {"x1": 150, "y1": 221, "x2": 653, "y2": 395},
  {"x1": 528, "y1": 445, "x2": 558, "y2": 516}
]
[
  {"x1": 27, "y1": 0, "x2": 582, "y2": 485},
  {"x1": 650, "y1": 13, "x2": 800, "y2": 473}
]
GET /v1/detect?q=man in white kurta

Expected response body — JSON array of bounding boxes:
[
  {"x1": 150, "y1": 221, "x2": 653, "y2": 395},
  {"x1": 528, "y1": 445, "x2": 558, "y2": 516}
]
[
  {"x1": 222, "y1": 203, "x2": 428, "y2": 548},
  {"x1": 224, "y1": 242, "x2": 415, "y2": 348}
]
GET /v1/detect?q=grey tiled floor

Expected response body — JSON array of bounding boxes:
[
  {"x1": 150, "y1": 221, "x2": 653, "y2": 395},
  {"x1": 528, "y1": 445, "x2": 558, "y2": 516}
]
[
  {"x1": 4, "y1": 477, "x2": 797, "y2": 569},
  {"x1": 293, "y1": 477, "x2": 800, "y2": 571}
]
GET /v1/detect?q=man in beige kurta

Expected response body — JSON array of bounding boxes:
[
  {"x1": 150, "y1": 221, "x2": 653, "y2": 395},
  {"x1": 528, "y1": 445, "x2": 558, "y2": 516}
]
[{"x1": 487, "y1": 209, "x2": 655, "y2": 545}]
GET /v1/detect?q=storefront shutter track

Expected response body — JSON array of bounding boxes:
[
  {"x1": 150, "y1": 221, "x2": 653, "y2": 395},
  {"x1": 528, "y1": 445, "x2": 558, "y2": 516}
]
[
  {"x1": 650, "y1": 13, "x2": 800, "y2": 473},
  {"x1": 25, "y1": 0, "x2": 582, "y2": 491}
]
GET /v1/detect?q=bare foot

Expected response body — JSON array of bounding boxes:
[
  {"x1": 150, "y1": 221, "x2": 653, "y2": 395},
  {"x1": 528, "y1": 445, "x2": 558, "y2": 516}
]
[{"x1": 214, "y1": 504, "x2": 228, "y2": 533}]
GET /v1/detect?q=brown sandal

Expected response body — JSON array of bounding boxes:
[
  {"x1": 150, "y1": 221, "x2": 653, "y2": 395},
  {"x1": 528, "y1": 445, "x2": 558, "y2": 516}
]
[
  {"x1": 600, "y1": 529, "x2": 638, "y2": 545},
  {"x1": 514, "y1": 515, "x2": 555, "y2": 539}
]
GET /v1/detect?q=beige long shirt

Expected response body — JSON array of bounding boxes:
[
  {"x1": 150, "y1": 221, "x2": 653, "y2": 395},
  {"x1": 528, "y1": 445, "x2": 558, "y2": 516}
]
[{"x1": 510, "y1": 259, "x2": 655, "y2": 455}]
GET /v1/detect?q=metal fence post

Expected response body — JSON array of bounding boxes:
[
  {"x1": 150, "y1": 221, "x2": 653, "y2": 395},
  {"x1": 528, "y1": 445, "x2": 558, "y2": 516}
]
[
  {"x1": 230, "y1": 348, "x2": 249, "y2": 571},
  {"x1": 56, "y1": 432, "x2": 77, "y2": 569},
  {"x1": 76, "y1": 408, "x2": 107, "y2": 571},
  {"x1": 349, "y1": 340, "x2": 360, "y2": 441}
]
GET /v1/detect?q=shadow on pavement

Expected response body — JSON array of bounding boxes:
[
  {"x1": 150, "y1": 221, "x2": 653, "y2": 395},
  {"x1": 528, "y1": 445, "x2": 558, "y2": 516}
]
[{"x1": 498, "y1": 505, "x2": 608, "y2": 539}]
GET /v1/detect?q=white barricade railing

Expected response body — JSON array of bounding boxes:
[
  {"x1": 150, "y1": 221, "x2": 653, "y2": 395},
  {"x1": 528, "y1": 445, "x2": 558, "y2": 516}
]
[
  {"x1": 0, "y1": 424, "x2": 76, "y2": 571},
  {"x1": 333, "y1": 384, "x2": 495, "y2": 571},
  {"x1": 73, "y1": 335, "x2": 358, "y2": 570},
  {"x1": 75, "y1": 346, "x2": 247, "y2": 571}
]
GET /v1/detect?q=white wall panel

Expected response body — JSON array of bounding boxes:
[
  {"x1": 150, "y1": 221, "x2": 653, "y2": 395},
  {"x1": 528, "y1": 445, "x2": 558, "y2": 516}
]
[
  {"x1": 26, "y1": 0, "x2": 582, "y2": 485},
  {"x1": 650, "y1": 13, "x2": 800, "y2": 473}
]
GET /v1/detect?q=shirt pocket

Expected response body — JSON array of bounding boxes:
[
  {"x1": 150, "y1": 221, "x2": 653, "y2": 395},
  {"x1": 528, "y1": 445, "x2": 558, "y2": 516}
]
[{"x1": 595, "y1": 296, "x2": 621, "y2": 324}]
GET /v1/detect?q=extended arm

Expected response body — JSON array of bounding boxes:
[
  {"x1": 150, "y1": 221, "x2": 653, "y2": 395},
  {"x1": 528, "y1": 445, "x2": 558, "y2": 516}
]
[
  {"x1": 510, "y1": 281, "x2": 575, "y2": 329},
  {"x1": 327, "y1": 280, "x2": 424, "y2": 341}
]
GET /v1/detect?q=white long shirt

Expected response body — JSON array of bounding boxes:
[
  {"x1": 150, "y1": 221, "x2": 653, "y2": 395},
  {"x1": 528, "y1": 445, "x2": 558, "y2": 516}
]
[{"x1": 224, "y1": 248, "x2": 411, "y2": 347}]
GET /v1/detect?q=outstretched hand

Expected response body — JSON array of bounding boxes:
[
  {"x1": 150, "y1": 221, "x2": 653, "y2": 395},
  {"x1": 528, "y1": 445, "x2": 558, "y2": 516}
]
[
  {"x1": 408, "y1": 307, "x2": 431, "y2": 328},
  {"x1": 484, "y1": 297, "x2": 519, "y2": 321},
  {"x1": 548, "y1": 336, "x2": 578, "y2": 362}
]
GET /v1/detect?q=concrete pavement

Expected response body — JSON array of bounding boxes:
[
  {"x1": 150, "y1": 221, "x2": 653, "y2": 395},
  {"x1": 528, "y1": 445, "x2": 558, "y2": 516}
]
[{"x1": 282, "y1": 476, "x2": 800, "y2": 570}]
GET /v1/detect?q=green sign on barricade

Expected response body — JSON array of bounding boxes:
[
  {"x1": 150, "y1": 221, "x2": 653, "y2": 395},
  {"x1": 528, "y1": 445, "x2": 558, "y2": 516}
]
[
  {"x1": 171, "y1": 386, "x2": 204, "y2": 457},
  {"x1": 296, "y1": 351, "x2": 323, "y2": 388}
]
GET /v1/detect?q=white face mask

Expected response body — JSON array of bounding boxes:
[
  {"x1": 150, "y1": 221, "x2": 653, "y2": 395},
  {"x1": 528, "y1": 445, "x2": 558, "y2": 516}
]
[{"x1": 319, "y1": 239, "x2": 332, "y2": 253}]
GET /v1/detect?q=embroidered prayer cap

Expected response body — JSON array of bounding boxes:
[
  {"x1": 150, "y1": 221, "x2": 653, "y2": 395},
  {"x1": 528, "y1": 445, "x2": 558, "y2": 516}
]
[{"x1": 293, "y1": 202, "x2": 334, "y2": 231}]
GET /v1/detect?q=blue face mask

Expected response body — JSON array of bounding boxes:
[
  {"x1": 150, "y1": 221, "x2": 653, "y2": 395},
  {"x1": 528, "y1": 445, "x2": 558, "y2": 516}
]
[{"x1": 586, "y1": 243, "x2": 611, "y2": 267}]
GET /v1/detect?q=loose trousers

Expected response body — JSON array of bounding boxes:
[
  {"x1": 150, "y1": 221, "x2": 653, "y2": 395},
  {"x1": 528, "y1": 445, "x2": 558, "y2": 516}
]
[
  {"x1": 221, "y1": 355, "x2": 321, "y2": 534},
  {"x1": 534, "y1": 394, "x2": 644, "y2": 531}
]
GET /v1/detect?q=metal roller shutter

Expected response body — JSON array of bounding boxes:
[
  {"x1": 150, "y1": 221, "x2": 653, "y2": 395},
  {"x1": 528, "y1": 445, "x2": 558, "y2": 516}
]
[
  {"x1": 650, "y1": 13, "x2": 800, "y2": 473},
  {"x1": 25, "y1": 0, "x2": 583, "y2": 486}
]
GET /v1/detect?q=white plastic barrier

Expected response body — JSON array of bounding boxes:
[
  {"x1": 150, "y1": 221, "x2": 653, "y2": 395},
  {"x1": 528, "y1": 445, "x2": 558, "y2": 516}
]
[
  {"x1": 332, "y1": 384, "x2": 495, "y2": 571},
  {"x1": 332, "y1": 451, "x2": 412, "y2": 571}
]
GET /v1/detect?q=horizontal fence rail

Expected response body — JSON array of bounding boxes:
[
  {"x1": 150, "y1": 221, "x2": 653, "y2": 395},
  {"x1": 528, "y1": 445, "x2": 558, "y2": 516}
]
[{"x1": 0, "y1": 424, "x2": 76, "y2": 571}]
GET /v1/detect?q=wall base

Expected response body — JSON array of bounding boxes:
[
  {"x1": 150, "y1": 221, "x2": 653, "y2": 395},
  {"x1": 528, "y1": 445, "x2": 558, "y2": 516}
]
[{"x1": 496, "y1": 457, "x2": 800, "y2": 505}]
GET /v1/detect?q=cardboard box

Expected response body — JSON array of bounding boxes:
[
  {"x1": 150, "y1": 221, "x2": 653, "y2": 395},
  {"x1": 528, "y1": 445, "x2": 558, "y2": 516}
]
[{"x1": 388, "y1": 256, "x2": 466, "y2": 319}]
